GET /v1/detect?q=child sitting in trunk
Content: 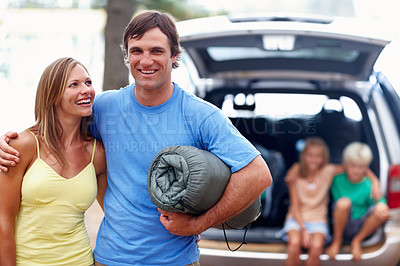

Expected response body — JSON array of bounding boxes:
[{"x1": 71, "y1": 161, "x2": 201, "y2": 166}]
[
  {"x1": 326, "y1": 142, "x2": 390, "y2": 261},
  {"x1": 282, "y1": 137, "x2": 382, "y2": 266}
]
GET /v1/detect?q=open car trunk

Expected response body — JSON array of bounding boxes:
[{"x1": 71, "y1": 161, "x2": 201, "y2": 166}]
[
  {"x1": 199, "y1": 85, "x2": 385, "y2": 252},
  {"x1": 175, "y1": 15, "x2": 399, "y2": 265}
]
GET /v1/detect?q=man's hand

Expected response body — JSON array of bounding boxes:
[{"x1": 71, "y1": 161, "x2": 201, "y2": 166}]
[
  {"x1": 0, "y1": 131, "x2": 20, "y2": 172},
  {"x1": 158, "y1": 209, "x2": 206, "y2": 236},
  {"x1": 158, "y1": 155, "x2": 272, "y2": 237}
]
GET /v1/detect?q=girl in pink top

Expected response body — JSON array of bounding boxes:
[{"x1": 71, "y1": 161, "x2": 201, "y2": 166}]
[{"x1": 282, "y1": 137, "x2": 380, "y2": 266}]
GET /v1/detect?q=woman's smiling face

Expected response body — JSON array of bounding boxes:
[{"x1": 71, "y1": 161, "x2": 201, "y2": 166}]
[{"x1": 56, "y1": 64, "x2": 95, "y2": 119}]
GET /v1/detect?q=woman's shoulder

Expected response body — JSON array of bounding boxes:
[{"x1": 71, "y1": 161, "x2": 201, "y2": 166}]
[
  {"x1": 93, "y1": 139, "x2": 105, "y2": 157},
  {"x1": 8, "y1": 130, "x2": 38, "y2": 167},
  {"x1": 10, "y1": 130, "x2": 37, "y2": 152},
  {"x1": 92, "y1": 139, "x2": 107, "y2": 175},
  {"x1": 92, "y1": 139, "x2": 105, "y2": 161}
]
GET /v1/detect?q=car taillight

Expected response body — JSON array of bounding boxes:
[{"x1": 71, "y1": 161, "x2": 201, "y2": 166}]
[{"x1": 387, "y1": 164, "x2": 400, "y2": 208}]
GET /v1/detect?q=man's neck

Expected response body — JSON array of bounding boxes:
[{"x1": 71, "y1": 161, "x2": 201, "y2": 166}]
[{"x1": 135, "y1": 82, "x2": 174, "y2": 107}]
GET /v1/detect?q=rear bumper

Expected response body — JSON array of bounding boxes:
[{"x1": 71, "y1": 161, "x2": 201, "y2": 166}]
[
  {"x1": 199, "y1": 210, "x2": 400, "y2": 266},
  {"x1": 200, "y1": 237, "x2": 400, "y2": 266}
]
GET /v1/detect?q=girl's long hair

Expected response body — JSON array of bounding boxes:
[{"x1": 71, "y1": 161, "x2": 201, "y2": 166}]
[
  {"x1": 298, "y1": 137, "x2": 330, "y2": 177},
  {"x1": 29, "y1": 57, "x2": 91, "y2": 167}
]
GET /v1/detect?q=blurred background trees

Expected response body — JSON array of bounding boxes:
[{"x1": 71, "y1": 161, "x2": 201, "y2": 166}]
[
  {"x1": 103, "y1": 0, "x2": 134, "y2": 91},
  {"x1": 3, "y1": 0, "x2": 212, "y2": 91}
]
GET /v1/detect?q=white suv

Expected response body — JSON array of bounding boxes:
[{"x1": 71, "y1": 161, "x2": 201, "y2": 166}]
[{"x1": 176, "y1": 14, "x2": 400, "y2": 266}]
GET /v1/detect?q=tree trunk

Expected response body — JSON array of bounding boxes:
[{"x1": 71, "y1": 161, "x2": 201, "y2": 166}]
[{"x1": 103, "y1": 0, "x2": 136, "y2": 91}]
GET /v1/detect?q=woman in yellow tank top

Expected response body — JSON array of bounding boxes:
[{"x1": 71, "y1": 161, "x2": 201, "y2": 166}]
[{"x1": 0, "y1": 57, "x2": 107, "y2": 265}]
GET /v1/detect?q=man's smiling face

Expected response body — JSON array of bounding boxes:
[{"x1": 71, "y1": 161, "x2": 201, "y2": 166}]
[{"x1": 127, "y1": 27, "x2": 177, "y2": 92}]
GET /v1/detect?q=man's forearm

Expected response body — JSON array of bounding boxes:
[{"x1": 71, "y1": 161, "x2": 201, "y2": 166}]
[{"x1": 197, "y1": 156, "x2": 272, "y2": 230}]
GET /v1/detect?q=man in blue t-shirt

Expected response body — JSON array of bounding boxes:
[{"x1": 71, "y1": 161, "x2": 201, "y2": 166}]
[{"x1": 0, "y1": 11, "x2": 272, "y2": 265}]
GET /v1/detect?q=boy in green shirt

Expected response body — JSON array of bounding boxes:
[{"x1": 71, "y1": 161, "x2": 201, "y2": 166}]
[{"x1": 326, "y1": 142, "x2": 390, "y2": 261}]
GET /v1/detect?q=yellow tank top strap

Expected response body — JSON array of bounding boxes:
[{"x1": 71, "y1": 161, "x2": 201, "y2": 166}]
[
  {"x1": 26, "y1": 129, "x2": 40, "y2": 159},
  {"x1": 91, "y1": 139, "x2": 97, "y2": 163}
]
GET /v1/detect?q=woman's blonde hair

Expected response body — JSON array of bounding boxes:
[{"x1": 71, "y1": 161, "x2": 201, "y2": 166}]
[
  {"x1": 298, "y1": 137, "x2": 330, "y2": 177},
  {"x1": 342, "y1": 142, "x2": 373, "y2": 166},
  {"x1": 30, "y1": 57, "x2": 91, "y2": 167}
]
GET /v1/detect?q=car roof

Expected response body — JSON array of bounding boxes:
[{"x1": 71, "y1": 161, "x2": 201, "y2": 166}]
[{"x1": 177, "y1": 14, "x2": 391, "y2": 82}]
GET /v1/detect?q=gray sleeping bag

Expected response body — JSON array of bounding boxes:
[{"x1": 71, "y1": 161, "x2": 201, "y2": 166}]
[{"x1": 147, "y1": 145, "x2": 262, "y2": 229}]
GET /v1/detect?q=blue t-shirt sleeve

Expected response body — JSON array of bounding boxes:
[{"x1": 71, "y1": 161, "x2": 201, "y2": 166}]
[{"x1": 199, "y1": 109, "x2": 260, "y2": 173}]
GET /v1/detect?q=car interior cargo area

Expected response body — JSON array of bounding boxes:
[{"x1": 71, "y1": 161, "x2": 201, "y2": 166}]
[{"x1": 201, "y1": 87, "x2": 383, "y2": 247}]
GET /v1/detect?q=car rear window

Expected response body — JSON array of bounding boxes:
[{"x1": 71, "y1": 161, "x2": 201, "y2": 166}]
[
  {"x1": 207, "y1": 46, "x2": 360, "y2": 63},
  {"x1": 222, "y1": 93, "x2": 362, "y2": 121}
]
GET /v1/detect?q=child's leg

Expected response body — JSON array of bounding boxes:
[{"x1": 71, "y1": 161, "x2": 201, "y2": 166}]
[
  {"x1": 351, "y1": 203, "x2": 390, "y2": 261},
  {"x1": 326, "y1": 198, "x2": 351, "y2": 260},
  {"x1": 286, "y1": 230, "x2": 302, "y2": 266},
  {"x1": 305, "y1": 233, "x2": 325, "y2": 266}
]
